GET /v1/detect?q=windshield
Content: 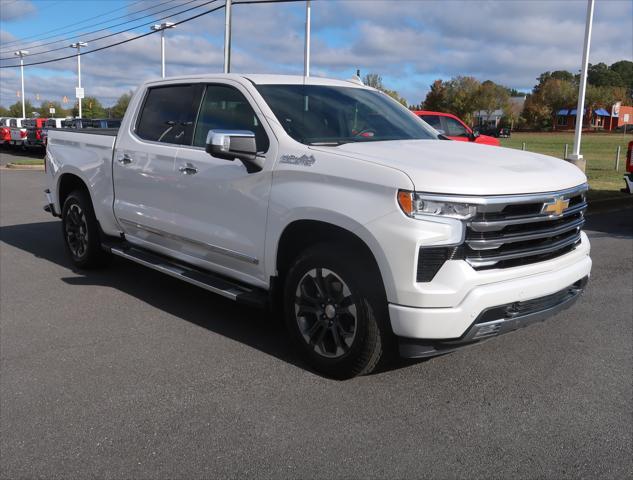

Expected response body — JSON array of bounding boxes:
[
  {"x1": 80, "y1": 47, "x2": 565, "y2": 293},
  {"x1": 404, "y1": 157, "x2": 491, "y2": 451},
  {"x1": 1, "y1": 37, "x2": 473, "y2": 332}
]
[{"x1": 256, "y1": 84, "x2": 437, "y2": 145}]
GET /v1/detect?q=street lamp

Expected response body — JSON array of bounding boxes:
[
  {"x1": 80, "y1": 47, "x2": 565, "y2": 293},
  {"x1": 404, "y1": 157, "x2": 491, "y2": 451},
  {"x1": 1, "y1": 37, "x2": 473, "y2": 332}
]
[
  {"x1": 13, "y1": 50, "x2": 29, "y2": 118},
  {"x1": 304, "y1": 1, "x2": 311, "y2": 77},
  {"x1": 224, "y1": 0, "x2": 232, "y2": 73},
  {"x1": 151, "y1": 22, "x2": 175, "y2": 78},
  {"x1": 69, "y1": 42, "x2": 87, "y2": 118}
]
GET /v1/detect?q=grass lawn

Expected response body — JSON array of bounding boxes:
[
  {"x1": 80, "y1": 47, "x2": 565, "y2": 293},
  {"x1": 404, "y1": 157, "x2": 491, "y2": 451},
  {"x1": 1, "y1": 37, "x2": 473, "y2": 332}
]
[
  {"x1": 501, "y1": 132, "x2": 631, "y2": 199},
  {"x1": 7, "y1": 158, "x2": 44, "y2": 166}
]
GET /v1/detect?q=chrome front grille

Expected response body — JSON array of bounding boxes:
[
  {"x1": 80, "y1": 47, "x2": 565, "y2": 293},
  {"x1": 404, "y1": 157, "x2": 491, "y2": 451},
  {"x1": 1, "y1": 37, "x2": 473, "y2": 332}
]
[{"x1": 464, "y1": 184, "x2": 587, "y2": 269}]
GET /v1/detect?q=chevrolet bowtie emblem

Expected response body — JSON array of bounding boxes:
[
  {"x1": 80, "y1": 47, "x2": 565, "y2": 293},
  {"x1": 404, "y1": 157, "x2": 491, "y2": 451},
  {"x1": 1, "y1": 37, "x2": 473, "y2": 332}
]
[{"x1": 542, "y1": 197, "x2": 570, "y2": 216}]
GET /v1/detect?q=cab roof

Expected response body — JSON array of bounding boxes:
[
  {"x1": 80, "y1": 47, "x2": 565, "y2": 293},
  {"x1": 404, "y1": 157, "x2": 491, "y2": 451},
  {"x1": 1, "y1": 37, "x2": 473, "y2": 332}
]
[{"x1": 144, "y1": 73, "x2": 366, "y2": 89}]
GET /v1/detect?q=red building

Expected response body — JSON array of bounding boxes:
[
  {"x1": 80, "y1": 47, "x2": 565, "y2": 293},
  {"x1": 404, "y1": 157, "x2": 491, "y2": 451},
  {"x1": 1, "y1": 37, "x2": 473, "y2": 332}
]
[{"x1": 556, "y1": 104, "x2": 633, "y2": 131}]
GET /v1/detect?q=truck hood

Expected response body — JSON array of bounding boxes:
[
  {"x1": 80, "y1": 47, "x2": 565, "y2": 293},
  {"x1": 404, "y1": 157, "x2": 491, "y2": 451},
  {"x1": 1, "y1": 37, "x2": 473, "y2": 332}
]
[{"x1": 323, "y1": 140, "x2": 587, "y2": 195}]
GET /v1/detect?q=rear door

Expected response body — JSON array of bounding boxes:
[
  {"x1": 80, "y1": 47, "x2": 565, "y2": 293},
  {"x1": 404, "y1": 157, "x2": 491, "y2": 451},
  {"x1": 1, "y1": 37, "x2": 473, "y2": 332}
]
[{"x1": 112, "y1": 83, "x2": 204, "y2": 245}]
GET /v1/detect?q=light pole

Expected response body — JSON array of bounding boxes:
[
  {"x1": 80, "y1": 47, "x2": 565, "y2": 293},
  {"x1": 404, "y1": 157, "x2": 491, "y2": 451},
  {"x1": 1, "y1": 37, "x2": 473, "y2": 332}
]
[
  {"x1": 14, "y1": 50, "x2": 29, "y2": 118},
  {"x1": 151, "y1": 22, "x2": 175, "y2": 78},
  {"x1": 69, "y1": 42, "x2": 87, "y2": 118},
  {"x1": 567, "y1": 0, "x2": 594, "y2": 172},
  {"x1": 304, "y1": 1, "x2": 311, "y2": 77},
  {"x1": 224, "y1": 0, "x2": 232, "y2": 73}
]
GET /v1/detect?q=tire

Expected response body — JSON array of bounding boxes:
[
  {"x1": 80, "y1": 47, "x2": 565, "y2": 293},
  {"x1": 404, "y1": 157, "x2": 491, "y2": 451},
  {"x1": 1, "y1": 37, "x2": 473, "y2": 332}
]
[
  {"x1": 283, "y1": 243, "x2": 388, "y2": 379},
  {"x1": 61, "y1": 189, "x2": 108, "y2": 269}
]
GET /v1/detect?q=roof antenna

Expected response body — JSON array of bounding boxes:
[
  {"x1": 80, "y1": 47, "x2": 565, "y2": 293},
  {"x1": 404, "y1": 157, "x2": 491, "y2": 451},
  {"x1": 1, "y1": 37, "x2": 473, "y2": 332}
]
[{"x1": 349, "y1": 68, "x2": 363, "y2": 85}]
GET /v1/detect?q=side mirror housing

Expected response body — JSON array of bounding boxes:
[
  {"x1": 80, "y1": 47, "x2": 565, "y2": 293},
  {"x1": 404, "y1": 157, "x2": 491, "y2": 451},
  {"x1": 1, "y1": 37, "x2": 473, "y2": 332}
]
[
  {"x1": 470, "y1": 129, "x2": 480, "y2": 141},
  {"x1": 205, "y1": 129, "x2": 262, "y2": 173}
]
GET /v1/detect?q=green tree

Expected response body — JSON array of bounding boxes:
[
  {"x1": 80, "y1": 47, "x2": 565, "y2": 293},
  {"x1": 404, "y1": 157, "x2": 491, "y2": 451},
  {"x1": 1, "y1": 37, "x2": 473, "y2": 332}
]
[
  {"x1": 37, "y1": 100, "x2": 68, "y2": 118},
  {"x1": 72, "y1": 96, "x2": 106, "y2": 118},
  {"x1": 422, "y1": 80, "x2": 448, "y2": 112},
  {"x1": 535, "y1": 70, "x2": 575, "y2": 92},
  {"x1": 522, "y1": 92, "x2": 552, "y2": 130},
  {"x1": 8, "y1": 100, "x2": 35, "y2": 117},
  {"x1": 110, "y1": 91, "x2": 133, "y2": 119},
  {"x1": 444, "y1": 76, "x2": 481, "y2": 124},
  {"x1": 609, "y1": 60, "x2": 633, "y2": 89},
  {"x1": 477, "y1": 80, "x2": 511, "y2": 119},
  {"x1": 0, "y1": 105, "x2": 10, "y2": 116},
  {"x1": 362, "y1": 73, "x2": 408, "y2": 107},
  {"x1": 587, "y1": 62, "x2": 624, "y2": 87}
]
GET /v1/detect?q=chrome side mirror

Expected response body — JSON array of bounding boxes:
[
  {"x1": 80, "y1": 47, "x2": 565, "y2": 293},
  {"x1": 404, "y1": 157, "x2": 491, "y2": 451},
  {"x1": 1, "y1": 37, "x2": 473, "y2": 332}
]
[{"x1": 205, "y1": 129, "x2": 262, "y2": 173}]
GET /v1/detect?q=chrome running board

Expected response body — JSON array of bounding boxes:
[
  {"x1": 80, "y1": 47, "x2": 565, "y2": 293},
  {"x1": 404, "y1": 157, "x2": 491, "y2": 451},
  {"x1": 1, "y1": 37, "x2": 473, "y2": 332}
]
[{"x1": 108, "y1": 244, "x2": 268, "y2": 308}]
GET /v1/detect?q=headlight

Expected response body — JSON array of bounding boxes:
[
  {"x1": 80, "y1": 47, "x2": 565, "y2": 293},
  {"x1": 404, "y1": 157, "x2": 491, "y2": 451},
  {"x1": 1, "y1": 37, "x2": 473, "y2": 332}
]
[{"x1": 397, "y1": 190, "x2": 477, "y2": 220}]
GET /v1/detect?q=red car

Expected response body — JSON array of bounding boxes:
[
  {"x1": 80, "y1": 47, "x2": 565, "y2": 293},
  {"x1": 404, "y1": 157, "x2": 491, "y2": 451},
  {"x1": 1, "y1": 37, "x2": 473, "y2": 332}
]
[
  {"x1": 622, "y1": 140, "x2": 633, "y2": 194},
  {"x1": 414, "y1": 110, "x2": 500, "y2": 146}
]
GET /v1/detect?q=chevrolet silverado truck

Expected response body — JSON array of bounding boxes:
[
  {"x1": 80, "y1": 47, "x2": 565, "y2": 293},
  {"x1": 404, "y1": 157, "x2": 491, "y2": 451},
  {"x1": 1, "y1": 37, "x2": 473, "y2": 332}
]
[{"x1": 44, "y1": 74, "x2": 591, "y2": 378}]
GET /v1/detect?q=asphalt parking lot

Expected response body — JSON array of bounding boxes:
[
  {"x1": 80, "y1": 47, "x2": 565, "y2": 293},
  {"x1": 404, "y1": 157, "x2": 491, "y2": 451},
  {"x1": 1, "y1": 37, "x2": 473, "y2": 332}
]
[{"x1": 1, "y1": 152, "x2": 631, "y2": 479}]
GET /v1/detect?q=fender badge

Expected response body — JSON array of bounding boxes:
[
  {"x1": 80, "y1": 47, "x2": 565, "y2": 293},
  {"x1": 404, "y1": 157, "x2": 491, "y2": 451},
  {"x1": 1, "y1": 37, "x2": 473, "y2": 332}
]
[{"x1": 280, "y1": 154, "x2": 316, "y2": 167}]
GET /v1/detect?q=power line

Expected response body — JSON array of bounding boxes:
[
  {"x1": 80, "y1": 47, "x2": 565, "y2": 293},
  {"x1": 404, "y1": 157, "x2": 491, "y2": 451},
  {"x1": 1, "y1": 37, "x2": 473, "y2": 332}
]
[
  {"x1": 0, "y1": 0, "x2": 151, "y2": 48},
  {"x1": 0, "y1": 0, "x2": 200, "y2": 53},
  {"x1": 0, "y1": 0, "x2": 307, "y2": 69},
  {"x1": 0, "y1": 0, "x2": 207, "y2": 60}
]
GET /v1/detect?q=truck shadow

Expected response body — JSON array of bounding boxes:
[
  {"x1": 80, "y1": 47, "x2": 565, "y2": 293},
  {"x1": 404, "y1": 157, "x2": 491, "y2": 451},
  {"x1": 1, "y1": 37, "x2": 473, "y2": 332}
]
[{"x1": 0, "y1": 220, "x2": 421, "y2": 378}]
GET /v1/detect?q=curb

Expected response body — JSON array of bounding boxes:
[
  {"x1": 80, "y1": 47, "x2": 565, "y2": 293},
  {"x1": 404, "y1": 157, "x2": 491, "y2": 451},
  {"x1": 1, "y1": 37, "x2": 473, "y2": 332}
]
[{"x1": 2, "y1": 163, "x2": 45, "y2": 171}]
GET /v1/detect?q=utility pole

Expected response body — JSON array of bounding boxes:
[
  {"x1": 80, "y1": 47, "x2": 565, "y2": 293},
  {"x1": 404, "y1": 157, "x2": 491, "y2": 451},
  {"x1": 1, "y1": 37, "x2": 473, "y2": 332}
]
[
  {"x1": 13, "y1": 50, "x2": 28, "y2": 118},
  {"x1": 151, "y1": 22, "x2": 175, "y2": 78},
  {"x1": 566, "y1": 0, "x2": 594, "y2": 172},
  {"x1": 224, "y1": 0, "x2": 232, "y2": 73},
  {"x1": 69, "y1": 42, "x2": 87, "y2": 118},
  {"x1": 304, "y1": 1, "x2": 311, "y2": 77}
]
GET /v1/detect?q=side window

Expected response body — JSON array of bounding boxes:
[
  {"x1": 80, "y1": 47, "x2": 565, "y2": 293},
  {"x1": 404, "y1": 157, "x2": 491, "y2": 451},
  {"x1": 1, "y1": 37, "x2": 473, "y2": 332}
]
[
  {"x1": 444, "y1": 117, "x2": 470, "y2": 137},
  {"x1": 419, "y1": 114, "x2": 442, "y2": 130},
  {"x1": 193, "y1": 84, "x2": 269, "y2": 152},
  {"x1": 136, "y1": 84, "x2": 204, "y2": 145},
  {"x1": 10, "y1": 119, "x2": 16, "y2": 127}
]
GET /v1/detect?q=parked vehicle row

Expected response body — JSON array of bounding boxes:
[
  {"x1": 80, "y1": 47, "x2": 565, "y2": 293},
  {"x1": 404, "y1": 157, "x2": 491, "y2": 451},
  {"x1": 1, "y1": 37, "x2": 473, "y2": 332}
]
[
  {"x1": 44, "y1": 74, "x2": 591, "y2": 378},
  {"x1": 0, "y1": 116, "x2": 122, "y2": 150}
]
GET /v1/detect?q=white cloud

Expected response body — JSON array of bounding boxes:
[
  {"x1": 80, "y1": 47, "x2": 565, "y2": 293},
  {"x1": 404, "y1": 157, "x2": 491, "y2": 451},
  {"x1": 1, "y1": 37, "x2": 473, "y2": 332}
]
[
  {"x1": 0, "y1": 0, "x2": 36, "y2": 22},
  {"x1": 0, "y1": 0, "x2": 631, "y2": 108}
]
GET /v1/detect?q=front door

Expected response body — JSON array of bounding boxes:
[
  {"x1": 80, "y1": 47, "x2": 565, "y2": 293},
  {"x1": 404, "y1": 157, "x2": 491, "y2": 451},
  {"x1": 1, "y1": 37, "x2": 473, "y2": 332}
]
[{"x1": 169, "y1": 82, "x2": 275, "y2": 284}]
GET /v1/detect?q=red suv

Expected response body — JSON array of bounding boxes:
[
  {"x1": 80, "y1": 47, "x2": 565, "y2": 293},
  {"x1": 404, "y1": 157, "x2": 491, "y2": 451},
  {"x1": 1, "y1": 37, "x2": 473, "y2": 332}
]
[{"x1": 414, "y1": 110, "x2": 500, "y2": 146}]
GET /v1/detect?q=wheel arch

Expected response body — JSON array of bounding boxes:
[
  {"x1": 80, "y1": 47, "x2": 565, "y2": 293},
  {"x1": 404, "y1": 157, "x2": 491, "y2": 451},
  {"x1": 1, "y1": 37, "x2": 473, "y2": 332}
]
[
  {"x1": 57, "y1": 172, "x2": 92, "y2": 211},
  {"x1": 273, "y1": 218, "x2": 395, "y2": 305}
]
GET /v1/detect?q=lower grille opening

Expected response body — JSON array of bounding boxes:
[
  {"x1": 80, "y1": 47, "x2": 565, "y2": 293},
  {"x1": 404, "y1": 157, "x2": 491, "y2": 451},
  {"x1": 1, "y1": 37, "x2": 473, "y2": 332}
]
[{"x1": 475, "y1": 277, "x2": 588, "y2": 324}]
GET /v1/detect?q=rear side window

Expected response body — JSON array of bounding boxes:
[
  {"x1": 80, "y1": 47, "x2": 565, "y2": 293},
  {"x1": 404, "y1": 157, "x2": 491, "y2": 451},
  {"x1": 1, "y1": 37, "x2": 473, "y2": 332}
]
[
  {"x1": 192, "y1": 85, "x2": 269, "y2": 152},
  {"x1": 419, "y1": 115, "x2": 442, "y2": 130},
  {"x1": 136, "y1": 84, "x2": 204, "y2": 145}
]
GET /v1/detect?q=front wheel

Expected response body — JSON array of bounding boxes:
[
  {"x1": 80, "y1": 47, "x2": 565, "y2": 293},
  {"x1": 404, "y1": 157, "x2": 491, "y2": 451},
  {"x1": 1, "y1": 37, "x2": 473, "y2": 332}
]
[{"x1": 283, "y1": 244, "x2": 388, "y2": 379}]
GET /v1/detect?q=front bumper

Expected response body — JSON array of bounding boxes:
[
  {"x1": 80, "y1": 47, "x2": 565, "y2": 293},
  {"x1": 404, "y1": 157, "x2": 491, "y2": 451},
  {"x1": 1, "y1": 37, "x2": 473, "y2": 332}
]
[
  {"x1": 389, "y1": 246, "x2": 591, "y2": 350},
  {"x1": 398, "y1": 276, "x2": 588, "y2": 358}
]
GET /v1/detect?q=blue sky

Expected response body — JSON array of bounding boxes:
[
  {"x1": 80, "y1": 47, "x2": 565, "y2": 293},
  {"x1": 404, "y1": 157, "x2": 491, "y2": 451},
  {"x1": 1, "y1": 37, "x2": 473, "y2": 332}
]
[{"x1": 1, "y1": 0, "x2": 631, "y2": 108}]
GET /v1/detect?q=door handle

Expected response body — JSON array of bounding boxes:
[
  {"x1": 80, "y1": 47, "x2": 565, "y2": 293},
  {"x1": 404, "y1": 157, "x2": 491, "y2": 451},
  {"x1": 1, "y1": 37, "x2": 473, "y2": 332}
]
[
  {"x1": 118, "y1": 154, "x2": 133, "y2": 165},
  {"x1": 178, "y1": 163, "x2": 198, "y2": 175}
]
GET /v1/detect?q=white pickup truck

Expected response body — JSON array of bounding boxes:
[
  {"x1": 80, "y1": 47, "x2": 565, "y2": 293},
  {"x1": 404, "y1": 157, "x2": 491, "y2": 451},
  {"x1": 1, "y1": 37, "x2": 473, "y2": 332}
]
[{"x1": 45, "y1": 74, "x2": 591, "y2": 378}]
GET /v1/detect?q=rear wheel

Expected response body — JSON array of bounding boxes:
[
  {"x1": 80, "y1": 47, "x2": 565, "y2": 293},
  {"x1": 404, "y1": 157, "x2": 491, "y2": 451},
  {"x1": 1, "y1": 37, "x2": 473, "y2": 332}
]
[
  {"x1": 283, "y1": 244, "x2": 388, "y2": 379},
  {"x1": 61, "y1": 190, "x2": 108, "y2": 268}
]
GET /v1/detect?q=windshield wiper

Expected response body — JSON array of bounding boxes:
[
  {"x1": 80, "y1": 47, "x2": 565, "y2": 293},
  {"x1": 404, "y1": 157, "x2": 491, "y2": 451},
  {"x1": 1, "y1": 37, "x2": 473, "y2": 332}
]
[{"x1": 306, "y1": 141, "x2": 350, "y2": 146}]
